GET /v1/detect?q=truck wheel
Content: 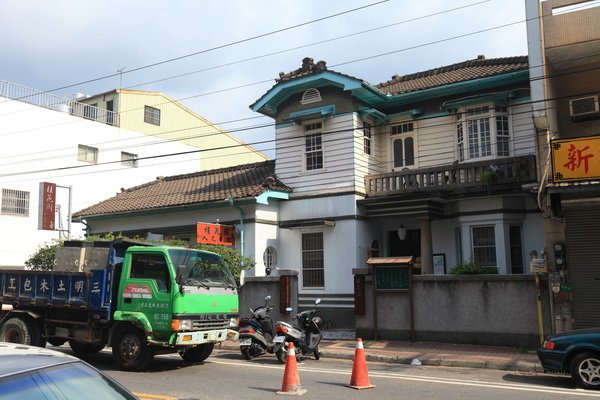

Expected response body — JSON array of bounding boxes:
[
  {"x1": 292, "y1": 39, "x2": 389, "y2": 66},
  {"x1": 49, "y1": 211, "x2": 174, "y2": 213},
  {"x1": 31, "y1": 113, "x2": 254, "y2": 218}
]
[
  {"x1": 179, "y1": 343, "x2": 214, "y2": 363},
  {"x1": 48, "y1": 338, "x2": 67, "y2": 347},
  {"x1": 571, "y1": 352, "x2": 600, "y2": 390},
  {"x1": 112, "y1": 326, "x2": 155, "y2": 371},
  {"x1": 0, "y1": 317, "x2": 40, "y2": 346},
  {"x1": 69, "y1": 340, "x2": 105, "y2": 354}
]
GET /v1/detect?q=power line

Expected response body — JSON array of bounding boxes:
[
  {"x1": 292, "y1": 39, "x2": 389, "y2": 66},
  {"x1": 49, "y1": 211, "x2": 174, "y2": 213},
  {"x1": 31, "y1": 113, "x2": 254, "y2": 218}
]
[
  {"x1": 126, "y1": 0, "x2": 492, "y2": 90},
  {"x1": 1, "y1": 57, "x2": 598, "y2": 169},
  {"x1": 17, "y1": 0, "x2": 390, "y2": 98}
]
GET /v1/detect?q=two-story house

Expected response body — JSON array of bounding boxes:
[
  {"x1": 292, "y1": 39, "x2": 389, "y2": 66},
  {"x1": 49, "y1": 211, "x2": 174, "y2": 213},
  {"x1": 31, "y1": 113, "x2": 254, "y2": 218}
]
[
  {"x1": 526, "y1": 0, "x2": 600, "y2": 332},
  {"x1": 76, "y1": 56, "x2": 543, "y2": 328},
  {"x1": 248, "y1": 56, "x2": 543, "y2": 326}
]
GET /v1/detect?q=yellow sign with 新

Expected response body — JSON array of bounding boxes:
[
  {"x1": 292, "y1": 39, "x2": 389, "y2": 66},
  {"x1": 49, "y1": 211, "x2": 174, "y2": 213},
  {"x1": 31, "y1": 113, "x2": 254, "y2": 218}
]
[{"x1": 551, "y1": 136, "x2": 600, "y2": 182}]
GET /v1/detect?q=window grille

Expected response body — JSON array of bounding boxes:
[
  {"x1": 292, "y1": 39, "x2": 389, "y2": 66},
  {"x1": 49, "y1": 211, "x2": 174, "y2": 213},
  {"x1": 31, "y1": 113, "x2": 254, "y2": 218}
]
[
  {"x1": 305, "y1": 122, "x2": 323, "y2": 170},
  {"x1": 472, "y1": 226, "x2": 496, "y2": 266},
  {"x1": 1, "y1": 188, "x2": 30, "y2": 217},
  {"x1": 144, "y1": 105, "x2": 161, "y2": 126},
  {"x1": 121, "y1": 152, "x2": 138, "y2": 168},
  {"x1": 302, "y1": 232, "x2": 324, "y2": 287},
  {"x1": 363, "y1": 122, "x2": 372, "y2": 155},
  {"x1": 78, "y1": 144, "x2": 98, "y2": 164}
]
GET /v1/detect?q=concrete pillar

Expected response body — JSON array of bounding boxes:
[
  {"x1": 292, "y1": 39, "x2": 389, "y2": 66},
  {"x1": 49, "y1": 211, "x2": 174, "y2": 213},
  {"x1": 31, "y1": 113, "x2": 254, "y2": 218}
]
[{"x1": 419, "y1": 216, "x2": 433, "y2": 274}]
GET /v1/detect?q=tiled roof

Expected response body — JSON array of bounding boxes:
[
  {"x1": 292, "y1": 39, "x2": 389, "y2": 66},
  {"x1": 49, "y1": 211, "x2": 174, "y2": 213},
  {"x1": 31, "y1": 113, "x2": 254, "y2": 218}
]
[
  {"x1": 376, "y1": 55, "x2": 529, "y2": 94},
  {"x1": 273, "y1": 55, "x2": 528, "y2": 94},
  {"x1": 73, "y1": 160, "x2": 291, "y2": 218}
]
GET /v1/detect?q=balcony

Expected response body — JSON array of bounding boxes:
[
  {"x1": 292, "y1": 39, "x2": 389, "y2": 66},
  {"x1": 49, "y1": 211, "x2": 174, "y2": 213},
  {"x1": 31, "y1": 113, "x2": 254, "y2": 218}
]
[
  {"x1": 0, "y1": 80, "x2": 119, "y2": 126},
  {"x1": 365, "y1": 155, "x2": 537, "y2": 197}
]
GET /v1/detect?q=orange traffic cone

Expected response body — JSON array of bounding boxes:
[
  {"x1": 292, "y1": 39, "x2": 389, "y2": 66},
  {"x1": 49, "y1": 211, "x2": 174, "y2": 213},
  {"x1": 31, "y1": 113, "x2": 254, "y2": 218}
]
[
  {"x1": 276, "y1": 342, "x2": 307, "y2": 396},
  {"x1": 347, "y1": 338, "x2": 375, "y2": 390}
]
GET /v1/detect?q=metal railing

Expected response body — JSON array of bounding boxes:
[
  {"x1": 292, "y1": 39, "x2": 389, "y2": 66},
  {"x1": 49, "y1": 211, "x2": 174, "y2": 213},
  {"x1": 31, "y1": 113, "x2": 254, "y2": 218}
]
[
  {"x1": 0, "y1": 80, "x2": 119, "y2": 126},
  {"x1": 365, "y1": 154, "x2": 537, "y2": 196}
]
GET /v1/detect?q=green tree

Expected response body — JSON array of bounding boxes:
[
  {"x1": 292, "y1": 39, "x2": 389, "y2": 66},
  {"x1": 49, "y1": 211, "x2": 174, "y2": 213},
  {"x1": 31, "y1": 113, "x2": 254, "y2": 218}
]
[{"x1": 25, "y1": 239, "x2": 63, "y2": 271}]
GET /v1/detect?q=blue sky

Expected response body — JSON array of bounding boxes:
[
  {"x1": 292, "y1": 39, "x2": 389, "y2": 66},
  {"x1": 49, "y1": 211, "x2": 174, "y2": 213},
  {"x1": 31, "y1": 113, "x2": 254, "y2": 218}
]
[{"x1": 0, "y1": 0, "x2": 528, "y2": 158}]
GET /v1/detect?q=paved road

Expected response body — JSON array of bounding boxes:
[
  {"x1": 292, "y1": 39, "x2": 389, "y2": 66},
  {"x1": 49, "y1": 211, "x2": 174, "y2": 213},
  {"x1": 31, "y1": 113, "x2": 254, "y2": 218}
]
[{"x1": 63, "y1": 347, "x2": 599, "y2": 400}]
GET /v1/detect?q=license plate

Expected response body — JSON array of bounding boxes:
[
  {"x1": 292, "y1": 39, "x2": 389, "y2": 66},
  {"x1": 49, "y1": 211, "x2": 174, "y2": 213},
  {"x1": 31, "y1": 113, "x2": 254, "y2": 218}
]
[
  {"x1": 240, "y1": 338, "x2": 252, "y2": 346},
  {"x1": 273, "y1": 336, "x2": 285, "y2": 343}
]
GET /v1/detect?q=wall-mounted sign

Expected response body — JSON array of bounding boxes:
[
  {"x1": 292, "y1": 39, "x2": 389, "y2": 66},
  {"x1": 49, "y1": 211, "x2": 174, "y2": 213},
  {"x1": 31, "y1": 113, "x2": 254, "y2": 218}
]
[
  {"x1": 196, "y1": 223, "x2": 235, "y2": 246},
  {"x1": 551, "y1": 136, "x2": 600, "y2": 182},
  {"x1": 38, "y1": 182, "x2": 56, "y2": 230}
]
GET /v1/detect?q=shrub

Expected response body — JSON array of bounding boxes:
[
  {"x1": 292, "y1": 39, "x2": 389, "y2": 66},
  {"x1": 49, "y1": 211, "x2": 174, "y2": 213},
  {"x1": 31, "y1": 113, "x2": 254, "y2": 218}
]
[
  {"x1": 25, "y1": 239, "x2": 63, "y2": 271},
  {"x1": 450, "y1": 258, "x2": 498, "y2": 275}
]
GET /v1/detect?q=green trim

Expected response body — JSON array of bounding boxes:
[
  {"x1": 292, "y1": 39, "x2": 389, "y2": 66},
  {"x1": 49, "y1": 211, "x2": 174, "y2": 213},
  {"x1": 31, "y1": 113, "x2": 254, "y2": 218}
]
[
  {"x1": 255, "y1": 190, "x2": 289, "y2": 205},
  {"x1": 440, "y1": 90, "x2": 519, "y2": 113},
  {"x1": 285, "y1": 104, "x2": 335, "y2": 122},
  {"x1": 358, "y1": 108, "x2": 388, "y2": 124},
  {"x1": 252, "y1": 69, "x2": 529, "y2": 116},
  {"x1": 380, "y1": 70, "x2": 529, "y2": 108},
  {"x1": 251, "y1": 71, "x2": 386, "y2": 116}
]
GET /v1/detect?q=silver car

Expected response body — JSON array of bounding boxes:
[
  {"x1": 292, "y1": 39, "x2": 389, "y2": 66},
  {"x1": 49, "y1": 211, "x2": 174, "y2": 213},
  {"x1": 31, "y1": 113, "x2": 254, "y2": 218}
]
[{"x1": 0, "y1": 342, "x2": 138, "y2": 399}]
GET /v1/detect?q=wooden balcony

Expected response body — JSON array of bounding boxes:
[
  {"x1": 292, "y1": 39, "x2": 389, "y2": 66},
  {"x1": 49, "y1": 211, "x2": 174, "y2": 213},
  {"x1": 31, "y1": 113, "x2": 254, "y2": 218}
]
[{"x1": 364, "y1": 155, "x2": 537, "y2": 197}]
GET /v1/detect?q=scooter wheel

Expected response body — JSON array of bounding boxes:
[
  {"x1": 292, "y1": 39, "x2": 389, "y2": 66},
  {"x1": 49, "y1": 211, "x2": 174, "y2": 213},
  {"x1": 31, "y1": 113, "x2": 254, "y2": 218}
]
[
  {"x1": 241, "y1": 346, "x2": 258, "y2": 360},
  {"x1": 313, "y1": 346, "x2": 321, "y2": 360},
  {"x1": 275, "y1": 346, "x2": 287, "y2": 364}
]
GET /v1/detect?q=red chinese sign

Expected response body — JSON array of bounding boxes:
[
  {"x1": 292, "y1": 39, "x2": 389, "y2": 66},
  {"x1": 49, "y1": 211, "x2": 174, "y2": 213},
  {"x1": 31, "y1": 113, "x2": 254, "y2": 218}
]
[
  {"x1": 551, "y1": 136, "x2": 600, "y2": 182},
  {"x1": 196, "y1": 223, "x2": 235, "y2": 246},
  {"x1": 39, "y1": 182, "x2": 56, "y2": 230}
]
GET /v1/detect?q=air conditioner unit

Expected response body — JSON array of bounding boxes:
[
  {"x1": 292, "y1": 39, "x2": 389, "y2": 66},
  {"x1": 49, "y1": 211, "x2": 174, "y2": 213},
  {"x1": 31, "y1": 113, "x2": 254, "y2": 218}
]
[{"x1": 569, "y1": 95, "x2": 600, "y2": 122}]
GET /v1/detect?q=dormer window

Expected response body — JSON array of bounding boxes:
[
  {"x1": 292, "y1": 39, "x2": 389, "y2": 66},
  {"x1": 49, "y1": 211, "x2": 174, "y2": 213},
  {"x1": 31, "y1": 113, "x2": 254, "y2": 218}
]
[{"x1": 300, "y1": 88, "x2": 322, "y2": 105}]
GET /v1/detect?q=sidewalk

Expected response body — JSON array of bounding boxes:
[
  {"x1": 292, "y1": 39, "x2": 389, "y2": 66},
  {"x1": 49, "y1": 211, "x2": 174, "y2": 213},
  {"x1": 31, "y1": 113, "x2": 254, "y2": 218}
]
[{"x1": 221, "y1": 337, "x2": 542, "y2": 373}]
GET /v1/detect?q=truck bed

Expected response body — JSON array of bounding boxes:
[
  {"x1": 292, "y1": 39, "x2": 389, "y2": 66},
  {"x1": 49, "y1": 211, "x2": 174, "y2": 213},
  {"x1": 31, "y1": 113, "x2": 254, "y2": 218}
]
[{"x1": 0, "y1": 269, "x2": 110, "y2": 311}]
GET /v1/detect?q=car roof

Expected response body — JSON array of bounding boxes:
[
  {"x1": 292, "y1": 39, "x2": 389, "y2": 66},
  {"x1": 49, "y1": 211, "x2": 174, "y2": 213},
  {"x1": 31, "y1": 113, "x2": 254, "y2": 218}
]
[{"x1": 0, "y1": 342, "x2": 78, "y2": 378}]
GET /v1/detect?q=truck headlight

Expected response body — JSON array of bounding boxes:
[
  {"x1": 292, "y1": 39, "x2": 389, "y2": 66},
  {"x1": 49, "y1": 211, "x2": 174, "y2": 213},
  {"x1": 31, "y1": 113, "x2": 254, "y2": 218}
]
[
  {"x1": 170, "y1": 319, "x2": 193, "y2": 331},
  {"x1": 229, "y1": 317, "x2": 239, "y2": 328}
]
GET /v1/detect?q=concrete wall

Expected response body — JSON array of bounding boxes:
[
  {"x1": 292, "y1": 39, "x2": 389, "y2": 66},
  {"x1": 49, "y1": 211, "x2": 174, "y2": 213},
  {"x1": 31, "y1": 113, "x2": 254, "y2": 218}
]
[
  {"x1": 238, "y1": 270, "x2": 299, "y2": 325},
  {"x1": 355, "y1": 273, "x2": 551, "y2": 348}
]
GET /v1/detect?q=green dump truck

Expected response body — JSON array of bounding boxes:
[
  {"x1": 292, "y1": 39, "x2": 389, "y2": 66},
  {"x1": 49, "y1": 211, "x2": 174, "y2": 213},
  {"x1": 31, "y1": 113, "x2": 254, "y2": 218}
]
[{"x1": 0, "y1": 239, "x2": 239, "y2": 371}]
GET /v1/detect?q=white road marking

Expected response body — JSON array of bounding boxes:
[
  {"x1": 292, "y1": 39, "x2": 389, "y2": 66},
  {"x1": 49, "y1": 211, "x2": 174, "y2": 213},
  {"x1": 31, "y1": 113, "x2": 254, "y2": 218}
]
[{"x1": 207, "y1": 359, "x2": 600, "y2": 397}]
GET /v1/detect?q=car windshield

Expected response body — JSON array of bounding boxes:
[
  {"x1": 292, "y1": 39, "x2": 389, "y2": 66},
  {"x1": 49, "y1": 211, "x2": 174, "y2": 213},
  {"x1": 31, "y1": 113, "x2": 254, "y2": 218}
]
[
  {"x1": 169, "y1": 249, "x2": 236, "y2": 289},
  {"x1": 0, "y1": 361, "x2": 137, "y2": 400}
]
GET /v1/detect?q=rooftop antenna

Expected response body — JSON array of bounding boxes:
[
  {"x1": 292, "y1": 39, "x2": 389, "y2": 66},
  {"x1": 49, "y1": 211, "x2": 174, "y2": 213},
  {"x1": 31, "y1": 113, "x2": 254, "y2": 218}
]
[{"x1": 116, "y1": 66, "x2": 126, "y2": 89}]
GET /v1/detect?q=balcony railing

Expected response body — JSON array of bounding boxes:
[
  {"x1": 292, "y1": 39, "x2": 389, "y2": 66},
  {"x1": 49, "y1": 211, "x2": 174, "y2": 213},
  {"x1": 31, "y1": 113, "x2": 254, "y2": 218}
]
[
  {"x1": 0, "y1": 80, "x2": 119, "y2": 126},
  {"x1": 365, "y1": 154, "x2": 536, "y2": 197}
]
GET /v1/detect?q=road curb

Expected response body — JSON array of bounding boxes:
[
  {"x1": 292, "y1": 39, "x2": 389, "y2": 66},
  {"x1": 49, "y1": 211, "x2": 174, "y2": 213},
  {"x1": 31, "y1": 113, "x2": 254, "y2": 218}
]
[{"x1": 219, "y1": 342, "x2": 542, "y2": 373}]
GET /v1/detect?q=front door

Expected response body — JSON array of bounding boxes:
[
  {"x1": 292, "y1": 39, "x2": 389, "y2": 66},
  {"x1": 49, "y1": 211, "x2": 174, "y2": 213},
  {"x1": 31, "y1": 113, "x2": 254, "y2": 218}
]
[
  {"x1": 119, "y1": 252, "x2": 173, "y2": 337},
  {"x1": 389, "y1": 229, "x2": 420, "y2": 257}
]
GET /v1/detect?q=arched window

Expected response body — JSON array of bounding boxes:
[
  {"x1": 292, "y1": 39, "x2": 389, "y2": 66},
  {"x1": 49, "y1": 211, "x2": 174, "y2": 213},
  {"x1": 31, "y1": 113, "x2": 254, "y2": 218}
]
[{"x1": 300, "y1": 88, "x2": 322, "y2": 105}]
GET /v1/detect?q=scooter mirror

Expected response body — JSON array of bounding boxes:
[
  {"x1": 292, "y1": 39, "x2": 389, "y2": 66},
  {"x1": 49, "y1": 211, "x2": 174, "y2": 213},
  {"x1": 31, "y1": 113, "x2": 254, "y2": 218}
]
[
  {"x1": 265, "y1": 295, "x2": 272, "y2": 301},
  {"x1": 286, "y1": 307, "x2": 293, "y2": 312},
  {"x1": 315, "y1": 298, "x2": 322, "y2": 305}
]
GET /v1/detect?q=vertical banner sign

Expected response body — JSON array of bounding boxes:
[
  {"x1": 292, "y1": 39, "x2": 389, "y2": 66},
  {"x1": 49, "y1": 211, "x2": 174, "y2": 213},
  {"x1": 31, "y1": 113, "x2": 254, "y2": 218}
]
[
  {"x1": 39, "y1": 182, "x2": 56, "y2": 230},
  {"x1": 196, "y1": 222, "x2": 235, "y2": 245}
]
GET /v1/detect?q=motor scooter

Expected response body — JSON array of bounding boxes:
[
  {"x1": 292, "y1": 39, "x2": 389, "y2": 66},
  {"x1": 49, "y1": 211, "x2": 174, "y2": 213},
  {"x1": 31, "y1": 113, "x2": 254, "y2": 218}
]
[
  {"x1": 273, "y1": 298, "x2": 323, "y2": 363},
  {"x1": 237, "y1": 295, "x2": 277, "y2": 359}
]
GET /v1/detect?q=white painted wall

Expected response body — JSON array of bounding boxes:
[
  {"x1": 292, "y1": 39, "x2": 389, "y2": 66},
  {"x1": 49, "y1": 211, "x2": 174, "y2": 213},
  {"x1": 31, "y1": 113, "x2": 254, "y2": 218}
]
[
  {"x1": 275, "y1": 114, "x2": 356, "y2": 195},
  {"x1": 0, "y1": 97, "x2": 203, "y2": 267}
]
